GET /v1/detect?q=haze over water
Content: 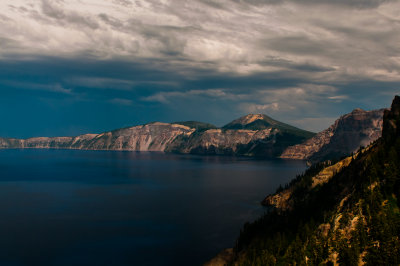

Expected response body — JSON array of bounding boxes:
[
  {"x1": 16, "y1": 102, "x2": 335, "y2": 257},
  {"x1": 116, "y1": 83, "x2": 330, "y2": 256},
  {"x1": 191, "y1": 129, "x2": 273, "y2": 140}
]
[{"x1": 0, "y1": 149, "x2": 305, "y2": 266}]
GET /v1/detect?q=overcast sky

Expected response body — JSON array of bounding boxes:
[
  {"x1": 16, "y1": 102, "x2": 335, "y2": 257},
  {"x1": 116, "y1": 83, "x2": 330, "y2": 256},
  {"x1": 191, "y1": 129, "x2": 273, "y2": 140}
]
[{"x1": 1, "y1": 0, "x2": 399, "y2": 138}]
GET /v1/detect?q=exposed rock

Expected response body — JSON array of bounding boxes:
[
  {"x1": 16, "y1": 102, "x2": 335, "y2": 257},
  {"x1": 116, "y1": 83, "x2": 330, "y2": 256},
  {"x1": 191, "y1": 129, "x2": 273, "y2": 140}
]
[
  {"x1": 280, "y1": 108, "x2": 385, "y2": 162},
  {"x1": 167, "y1": 114, "x2": 315, "y2": 156},
  {"x1": 0, "y1": 123, "x2": 195, "y2": 151},
  {"x1": 173, "y1": 121, "x2": 217, "y2": 132},
  {"x1": 262, "y1": 186, "x2": 294, "y2": 210},
  {"x1": 222, "y1": 114, "x2": 315, "y2": 135},
  {"x1": 311, "y1": 156, "x2": 353, "y2": 188},
  {"x1": 0, "y1": 114, "x2": 314, "y2": 157},
  {"x1": 78, "y1": 122, "x2": 195, "y2": 151},
  {"x1": 1, "y1": 108, "x2": 385, "y2": 160},
  {"x1": 262, "y1": 155, "x2": 353, "y2": 210},
  {"x1": 166, "y1": 128, "x2": 277, "y2": 155}
]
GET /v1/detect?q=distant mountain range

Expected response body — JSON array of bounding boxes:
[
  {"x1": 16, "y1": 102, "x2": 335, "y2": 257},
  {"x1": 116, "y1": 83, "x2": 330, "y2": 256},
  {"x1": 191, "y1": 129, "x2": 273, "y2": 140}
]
[
  {"x1": 280, "y1": 108, "x2": 386, "y2": 162},
  {"x1": 0, "y1": 114, "x2": 314, "y2": 157},
  {"x1": 0, "y1": 110, "x2": 386, "y2": 162},
  {"x1": 167, "y1": 114, "x2": 315, "y2": 157}
]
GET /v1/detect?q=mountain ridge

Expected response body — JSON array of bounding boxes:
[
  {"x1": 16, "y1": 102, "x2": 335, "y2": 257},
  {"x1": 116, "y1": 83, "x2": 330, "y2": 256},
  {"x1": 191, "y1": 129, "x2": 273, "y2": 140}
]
[
  {"x1": 280, "y1": 108, "x2": 385, "y2": 162},
  {"x1": 0, "y1": 113, "x2": 315, "y2": 157},
  {"x1": 222, "y1": 114, "x2": 314, "y2": 135},
  {"x1": 212, "y1": 96, "x2": 400, "y2": 265},
  {"x1": 0, "y1": 109, "x2": 386, "y2": 160}
]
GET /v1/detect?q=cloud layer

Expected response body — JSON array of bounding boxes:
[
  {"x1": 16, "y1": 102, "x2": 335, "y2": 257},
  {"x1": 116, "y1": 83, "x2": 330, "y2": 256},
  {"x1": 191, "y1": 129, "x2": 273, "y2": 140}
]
[{"x1": 0, "y1": 0, "x2": 399, "y2": 137}]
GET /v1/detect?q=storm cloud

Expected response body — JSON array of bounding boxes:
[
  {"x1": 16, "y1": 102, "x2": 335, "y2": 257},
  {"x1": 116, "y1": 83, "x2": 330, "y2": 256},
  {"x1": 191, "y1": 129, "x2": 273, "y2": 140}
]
[{"x1": 0, "y1": 0, "x2": 399, "y2": 137}]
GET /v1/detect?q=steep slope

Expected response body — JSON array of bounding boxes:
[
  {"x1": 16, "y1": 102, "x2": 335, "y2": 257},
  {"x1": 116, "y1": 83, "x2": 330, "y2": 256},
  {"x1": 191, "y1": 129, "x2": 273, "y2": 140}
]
[
  {"x1": 1, "y1": 114, "x2": 315, "y2": 157},
  {"x1": 1, "y1": 123, "x2": 195, "y2": 151},
  {"x1": 166, "y1": 128, "x2": 276, "y2": 156},
  {"x1": 261, "y1": 156, "x2": 354, "y2": 211},
  {"x1": 167, "y1": 114, "x2": 315, "y2": 157},
  {"x1": 78, "y1": 122, "x2": 195, "y2": 151},
  {"x1": 222, "y1": 96, "x2": 400, "y2": 265},
  {"x1": 223, "y1": 114, "x2": 315, "y2": 138},
  {"x1": 281, "y1": 108, "x2": 385, "y2": 162}
]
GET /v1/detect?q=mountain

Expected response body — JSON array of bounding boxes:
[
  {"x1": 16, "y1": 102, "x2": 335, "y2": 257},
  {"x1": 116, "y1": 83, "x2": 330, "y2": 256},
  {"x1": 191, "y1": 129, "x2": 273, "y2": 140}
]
[
  {"x1": 211, "y1": 96, "x2": 400, "y2": 265},
  {"x1": 0, "y1": 115, "x2": 315, "y2": 157},
  {"x1": 0, "y1": 123, "x2": 195, "y2": 151},
  {"x1": 223, "y1": 114, "x2": 312, "y2": 134},
  {"x1": 172, "y1": 121, "x2": 217, "y2": 132},
  {"x1": 0, "y1": 109, "x2": 386, "y2": 160},
  {"x1": 280, "y1": 108, "x2": 385, "y2": 162},
  {"x1": 167, "y1": 114, "x2": 316, "y2": 156}
]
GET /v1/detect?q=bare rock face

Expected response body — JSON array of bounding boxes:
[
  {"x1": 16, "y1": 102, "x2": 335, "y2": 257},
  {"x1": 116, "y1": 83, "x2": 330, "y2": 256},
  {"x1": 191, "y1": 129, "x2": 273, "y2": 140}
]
[
  {"x1": 280, "y1": 108, "x2": 385, "y2": 162},
  {"x1": 80, "y1": 123, "x2": 195, "y2": 151},
  {"x1": 0, "y1": 123, "x2": 195, "y2": 151},
  {"x1": 0, "y1": 115, "x2": 313, "y2": 156},
  {"x1": 166, "y1": 114, "x2": 314, "y2": 156},
  {"x1": 166, "y1": 128, "x2": 276, "y2": 155},
  {"x1": 262, "y1": 186, "x2": 294, "y2": 211},
  {"x1": 262, "y1": 155, "x2": 353, "y2": 210},
  {"x1": 279, "y1": 126, "x2": 335, "y2": 160}
]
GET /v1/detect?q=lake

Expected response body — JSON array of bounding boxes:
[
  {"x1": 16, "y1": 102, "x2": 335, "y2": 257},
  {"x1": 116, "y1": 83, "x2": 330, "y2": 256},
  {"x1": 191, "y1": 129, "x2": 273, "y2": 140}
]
[{"x1": 0, "y1": 149, "x2": 306, "y2": 266}]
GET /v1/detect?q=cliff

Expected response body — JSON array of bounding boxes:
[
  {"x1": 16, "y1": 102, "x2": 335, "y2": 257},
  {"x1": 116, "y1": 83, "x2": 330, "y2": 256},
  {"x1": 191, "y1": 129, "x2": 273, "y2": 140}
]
[
  {"x1": 1, "y1": 109, "x2": 386, "y2": 161},
  {"x1": 226, "y1": 96, "x2": 400, "y2": 265},
  {"x1": 0, "y1": 122, "x2": 195, "y2": 151},
  {"x1": 166, "y1": 114, "x2": 315, "y2": 156},
  {"x1": 0, "y1": 114, "x2": 315, "y2": 158},
  {"x1": 261, "y1": 155, "x2": 354, "y2": 211},
  {"x1": 280, "y1": 108, "x2": 385, "y2": 162}
]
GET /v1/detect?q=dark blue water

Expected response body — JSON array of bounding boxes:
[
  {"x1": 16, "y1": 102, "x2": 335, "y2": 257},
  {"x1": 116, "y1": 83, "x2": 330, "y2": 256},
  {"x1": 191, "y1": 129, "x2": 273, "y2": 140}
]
[{"x1": 0, "y1": 149, "x2": 306, "y2": 266}]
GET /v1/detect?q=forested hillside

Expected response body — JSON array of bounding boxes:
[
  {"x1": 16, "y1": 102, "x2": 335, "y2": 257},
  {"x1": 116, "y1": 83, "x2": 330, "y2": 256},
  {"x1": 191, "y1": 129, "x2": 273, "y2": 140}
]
[{"x1": 229, "y1": 96, "x2": 400, "y2": 265}]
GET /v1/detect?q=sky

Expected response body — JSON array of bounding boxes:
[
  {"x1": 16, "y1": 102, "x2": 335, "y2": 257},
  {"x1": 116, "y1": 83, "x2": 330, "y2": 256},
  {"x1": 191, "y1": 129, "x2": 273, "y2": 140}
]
[{"x1": 0, "y1": 0, "x2": 400, "y2": 138}]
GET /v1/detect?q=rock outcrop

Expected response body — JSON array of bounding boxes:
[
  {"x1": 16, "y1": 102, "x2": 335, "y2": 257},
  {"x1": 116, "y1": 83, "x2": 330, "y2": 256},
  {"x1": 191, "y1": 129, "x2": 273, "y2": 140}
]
[
  {"x1": 77, "y1": 122, "x2": 195, "y2": 151},
  {"x1": 280, "y1": 108, "x2": 385, "y2": 162},
  {"x1": 0, "y1": 115, "x2": 314, "y2": 157},
  {"x1": 167, "y1": 114, "x2": 315, "y2": 156},
  {"x1": 0, "y1": 123, "x2": 195, "y2": 151},
  {"x1": 2, "y1": 108, "x2": 385, "y2": 161},
  {"x1": 262, "y1": 155, "x2": 354, "y2": 210},
  {"x1": 166, "y1": 128, "x2": 274, "y2": 155}
]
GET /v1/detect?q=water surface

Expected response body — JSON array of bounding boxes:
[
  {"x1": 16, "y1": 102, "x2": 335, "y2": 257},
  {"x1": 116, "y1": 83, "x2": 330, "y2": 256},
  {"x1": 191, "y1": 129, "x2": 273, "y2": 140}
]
[{"x1": 0, "y1": 149, "x2": 305, "y2": 266}]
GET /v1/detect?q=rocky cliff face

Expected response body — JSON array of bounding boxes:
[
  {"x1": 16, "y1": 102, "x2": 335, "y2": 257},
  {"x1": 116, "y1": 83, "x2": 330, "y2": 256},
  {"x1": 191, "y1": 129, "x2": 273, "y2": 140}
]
[
  {"x1": 0, "y1": 114, "x2": 314, "y2": 157},
  {"x1": 76, "y1": 123, "x2": 195, "y2": 151},
  {"x1": 262, "y1": 156, "x2": 354, "y2": 210},
  {"x1": 166, "y1": 114, "x2": 315, "y2": 156},
  {"x1": 1, "y1": 123, "x2": 195, "y2": 151},
  {"x1": 166, "y1": 128, "x2": 276, "y2": 155},
  {"x1": 280, "y1": 108, "x2": 385, "y2": 162},
  {"x1": 0, "y1": 109, "x2": 386, "y2": 161}
]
